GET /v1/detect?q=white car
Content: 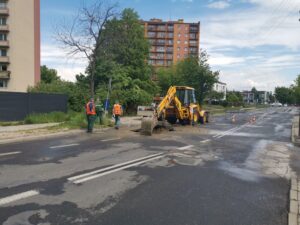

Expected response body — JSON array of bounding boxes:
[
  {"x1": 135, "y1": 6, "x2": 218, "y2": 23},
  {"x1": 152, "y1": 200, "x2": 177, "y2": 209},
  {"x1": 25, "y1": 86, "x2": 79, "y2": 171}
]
[{"x1": 271, "y1": 102, "x2": 283, "y2": 107}]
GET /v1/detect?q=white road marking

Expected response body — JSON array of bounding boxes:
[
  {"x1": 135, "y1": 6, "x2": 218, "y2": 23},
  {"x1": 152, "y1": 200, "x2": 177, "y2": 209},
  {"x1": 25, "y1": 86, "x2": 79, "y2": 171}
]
[
  {"x1": 68, "y1": 152, "x2": 164, "y2": 182},
  {"x1": 215, "y1": 127, "x2": 242, "y2": 139},
  {"x1": 177, "y1": 145, "x2": 194, "y2": 150},
  {"x1": 50, "y1": 143, "x2": 79, "y2": 149},
  {"x1": 0, "y1": 190, "x2": 39, "y2": 206},
  {"x1": 0, "y1": 151, "x2": 21, "y2": 157},
  {"x1": 101, "y1": 138, "x2": 121, "y2": 142},
  {"x1": 200, "y1": 139, "x2": 211, "y2": 143},
  {"x1": 73, "y1": 155, "x2": 164, "y2": 184},
  {"x1": 213, "y1": 127, "x2": 241, "y2": 138}
]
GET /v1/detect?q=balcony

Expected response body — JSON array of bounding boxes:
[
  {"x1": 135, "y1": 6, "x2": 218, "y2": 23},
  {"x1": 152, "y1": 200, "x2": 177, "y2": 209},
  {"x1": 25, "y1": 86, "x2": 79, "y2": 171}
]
[
  {"x1": 0, "y1": 25, "x2": 9, "y2": 32},
  {"x1": 0, "y1": 70, "x2": 10, "y2": 79},
  {"x1": 0, "y1": 8, "x2": 9, "y2": 15},
  {"x1": 0, "y1": 40, "x2": 9, "y2": 47},
  {"x1": 0, "y1": 56, "x2": 9, "y2": 63}
]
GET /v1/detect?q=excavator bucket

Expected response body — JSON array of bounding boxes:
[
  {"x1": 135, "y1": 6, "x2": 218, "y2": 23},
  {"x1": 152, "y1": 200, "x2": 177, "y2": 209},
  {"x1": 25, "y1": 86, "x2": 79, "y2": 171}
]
[{"x1": 140, "y1": 117, "x2": 158, "y2": 136}]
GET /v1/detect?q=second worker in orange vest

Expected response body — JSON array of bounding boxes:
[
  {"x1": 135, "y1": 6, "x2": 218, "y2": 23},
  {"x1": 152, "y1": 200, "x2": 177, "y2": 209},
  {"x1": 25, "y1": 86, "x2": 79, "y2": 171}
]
[
  {"x1": 86, "y1": 98, "x2": 97, "y2": 133},
  {"x1": 113, "y1": 101, "x2": 123, "y2": 130}
]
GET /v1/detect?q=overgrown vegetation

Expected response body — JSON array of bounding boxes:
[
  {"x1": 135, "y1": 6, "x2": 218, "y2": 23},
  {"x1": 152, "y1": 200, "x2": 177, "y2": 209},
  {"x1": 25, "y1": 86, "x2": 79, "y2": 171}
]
[
  {"x1": 275, "y1": 75, "x2": 300, "y2": 105},
  {"x1": 157, "y1": 52, "x2": 219, "y2": 104}
]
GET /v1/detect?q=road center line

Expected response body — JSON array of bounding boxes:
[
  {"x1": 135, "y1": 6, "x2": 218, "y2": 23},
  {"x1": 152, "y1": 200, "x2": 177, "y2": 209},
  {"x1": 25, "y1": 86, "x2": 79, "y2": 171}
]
[
  {"x1": 68, "y1": 152, "x2": 164, "y2": 182},
  {"x1": 0, "y1": 190, "x2": 39, "y2": 206},
  {"x1": 50, "y1": 143, "x2": 79, "y2": 149},
  {"x1": 73, "y1": 155, "x2": 164, "y2": 184},
  {"x1": 213, "y1": 127, "x2": 241, "y2": 138},
  {"x1": 101, "y1": 138, "x2": 121, "y2": 142},
  {"x1": 0, "y1": 151, "x2": 21, "y2": 157},
  {"x1": 177, "y1": 145, "x2": 194, "y2": 150},
  {"x1": 200, "y1": 139, "x2": 211, "y2": 143}
]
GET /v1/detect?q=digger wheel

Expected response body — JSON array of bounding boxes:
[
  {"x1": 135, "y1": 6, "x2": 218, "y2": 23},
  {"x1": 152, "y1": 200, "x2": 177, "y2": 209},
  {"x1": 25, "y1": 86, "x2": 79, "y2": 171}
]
[
  {"x1": 166, "y1": 116, "x2": 177, "y2": 124},
  {"x1": 199, "y1": 115, "x2": 206, "y2": 124}
]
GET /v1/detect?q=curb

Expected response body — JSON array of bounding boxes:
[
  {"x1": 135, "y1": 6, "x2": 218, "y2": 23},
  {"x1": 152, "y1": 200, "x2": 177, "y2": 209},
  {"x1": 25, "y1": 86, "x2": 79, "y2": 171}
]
[
  {"x1": 292, "y1": 116, "x2": 300, "y2": 146},
  {"x1": 0, "y1": 127, "x2": 112, "y2": 145},
  {"x1": 289, "y1": 176, "x2": 300, "y2": 225}
]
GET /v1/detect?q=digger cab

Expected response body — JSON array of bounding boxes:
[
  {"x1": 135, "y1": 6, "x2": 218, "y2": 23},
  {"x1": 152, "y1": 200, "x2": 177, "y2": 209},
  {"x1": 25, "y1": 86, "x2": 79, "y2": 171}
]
[{"x1": 175, "y1": 86, "x2": 197, "y2": 106}]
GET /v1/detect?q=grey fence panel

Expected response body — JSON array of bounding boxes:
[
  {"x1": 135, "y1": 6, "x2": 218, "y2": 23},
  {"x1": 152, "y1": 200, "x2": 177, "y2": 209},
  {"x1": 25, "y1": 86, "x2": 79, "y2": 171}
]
[
  {"x1": 28, "y1": 93, "x2": 68, "y2": 114},
  {"x1": 0, "y1": 92, "x2": 68, "y2": 121}
]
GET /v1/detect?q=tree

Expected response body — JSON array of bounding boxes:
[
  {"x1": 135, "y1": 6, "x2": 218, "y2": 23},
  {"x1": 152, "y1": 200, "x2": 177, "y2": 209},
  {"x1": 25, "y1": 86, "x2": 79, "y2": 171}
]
[
  {"x1": 164, "y1": 52, "x2": 219, "y2": 104},
  {"x1": 56, "y1": 1, "x2": 118, "y2": 97},
  {"x1": 275, "y1": 87, "x2": 295, "y2": 104},
  {"x1": 89, "y1": 8, "x2": 159, "y2": 112},
  {"x1": 225, "y1": 91, "x2": 243, "y2": 106},
  {"x1": 41, "y1": 65, "x2": 60, "y2": 84},
  {"x1": 207, "y1": 91, "x2": 224, "y2": 101},
  {"x1": 251, "y1": 87, "x2": 259, "y2": 103}
]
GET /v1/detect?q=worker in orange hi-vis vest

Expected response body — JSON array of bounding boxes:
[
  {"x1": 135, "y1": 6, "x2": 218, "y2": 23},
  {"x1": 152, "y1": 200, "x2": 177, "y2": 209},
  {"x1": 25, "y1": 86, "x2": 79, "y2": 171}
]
[
  {"x1": 85, "y1": 98, "x2": 97, "y2": 133},
  {"x1": 113, "y1": 100, "x2": 123, "y2": 130}
]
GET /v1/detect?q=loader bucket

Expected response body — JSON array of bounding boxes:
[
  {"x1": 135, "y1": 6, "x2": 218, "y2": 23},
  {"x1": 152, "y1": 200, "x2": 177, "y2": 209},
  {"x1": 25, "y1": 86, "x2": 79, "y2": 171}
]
[{"x1": 140, "y1": 117, "x2": 158, "y2": 136}]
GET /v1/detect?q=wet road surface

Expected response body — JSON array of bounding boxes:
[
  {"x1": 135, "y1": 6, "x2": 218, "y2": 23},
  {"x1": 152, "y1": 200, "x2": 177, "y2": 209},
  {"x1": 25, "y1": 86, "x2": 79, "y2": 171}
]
[{"x1": 0, "y1": 107, "x2": 298, "y2": 225}]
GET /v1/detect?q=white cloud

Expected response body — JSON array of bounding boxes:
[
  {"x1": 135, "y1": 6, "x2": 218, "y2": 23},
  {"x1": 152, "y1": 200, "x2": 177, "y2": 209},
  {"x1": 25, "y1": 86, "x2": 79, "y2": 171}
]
[
  {"x1": 207, "y1": 1, "x2": 231, "y2": 9},
  {"x1": 41, "y1": 44, "x2": 87, "y2": 81},
  {"x1": 208, "y1": 54, "x2": 245, "y2": 66}
]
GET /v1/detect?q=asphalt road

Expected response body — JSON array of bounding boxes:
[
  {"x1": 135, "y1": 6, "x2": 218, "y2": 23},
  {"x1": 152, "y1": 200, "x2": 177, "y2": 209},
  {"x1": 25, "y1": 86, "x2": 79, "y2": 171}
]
[{"x1": 0, "y1": 107, "x2": 298, "y2": 225}]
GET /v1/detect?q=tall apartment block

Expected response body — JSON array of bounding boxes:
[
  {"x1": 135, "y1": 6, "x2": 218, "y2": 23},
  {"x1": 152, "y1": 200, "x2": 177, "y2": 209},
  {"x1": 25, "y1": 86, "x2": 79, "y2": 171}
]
[
  {"x1": 0, "y1": 0, "x2": 40, "y2": 92},
  {"x1": 142, "y1": 19, "x2": 200, "y2": 67}
]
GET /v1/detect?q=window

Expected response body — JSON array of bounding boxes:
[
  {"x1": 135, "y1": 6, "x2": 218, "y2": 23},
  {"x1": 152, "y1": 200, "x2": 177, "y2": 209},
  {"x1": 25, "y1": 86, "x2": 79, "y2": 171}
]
[
  {"x1": 148, "y1": 39, "x2": 155, "y2": 44},
  {"x1": 0, "y1": 33, "x2": 7, "y2": 41},
  {"x1": 185, "y1": 34, "x2": 188, "y2": 38},
  {"x1": 166, "y1": 47, "x2": 173, "y2": 52},
  {"x1": 190, "y1": 33, "x2": 196, "y2": 39},
  {"x1": 157, "y1": 26, "x2": 165, "y2": 31},
  {"x1": 157, "y1": 53, "x2": 164, "y2": 59},
  {"x1": 157, "y1": 32, "x2": 165, "y2": 38},
  {"x1": 167, "y1": 40, "x2": 173, "y2": 45},
  {"x1": 178, "y1": 33, "x2": 181, "y2": 38},
  {"x1": 0, "y1": 17, "x2": 6, "y2": 25},
  {"x1": 184, "y1": 40, "x2": 188, "y2": 44},
  {"x1": 189, "y1": 40, "x2": 197, "y2": 46},
  {"x1": 177, "y1": 40, "x2": 181, "y2": 44},
  {"x1": 0, "y1": 79, "x2": 7, "y2": 88},
  {"x1": 157, "y1": 39, "x2": 165, "y2": 45},
  {"x1": 0, "y1": 49, "x2": 7, "y2": 56},
  {"x1": 167, "y1": 33, "x2": 173, "y2": 38},
  {"x1": 0, "y1": 1, "x2": 7, "y2": 8},
  {"x1": 177, "y1": 47, "x2": 180, "y2": 51},
  {"x1": 177, "y1": 54, "x2": 180, "y2": 58},
  {"x1": 184, "y1": 47, "x2": 188, "y2": 52},
  {"x1": 156, "y1": 47, "x2": 165, "y2": 52},
  {"x1": 148, "y1": 59, "x2": 155, "y2": 65},
  {"x1": 147, "y1": 32, "x2": 155, "y2": 38},
  {"x1": 167, "y1": 25, "x2": 174, "y2": 31},
  {"x1": 0, "y1": 64, "x2": 7, "y2": 71},
  {"x1": 157, "y1": 60, "x2": 164, "y2": 65},
  {"x1": 166, "y1": 54, "x2": 173, "y2": 59}
]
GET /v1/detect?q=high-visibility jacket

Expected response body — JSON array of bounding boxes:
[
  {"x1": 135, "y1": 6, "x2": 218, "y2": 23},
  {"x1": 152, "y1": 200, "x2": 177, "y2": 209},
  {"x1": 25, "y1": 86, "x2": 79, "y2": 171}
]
[
  {"x1": 113, "y1": 104, "x2": 122, "y2": 116},
  {"x1": 86, "y1": 102, "x2": 96, "y2": 115}
]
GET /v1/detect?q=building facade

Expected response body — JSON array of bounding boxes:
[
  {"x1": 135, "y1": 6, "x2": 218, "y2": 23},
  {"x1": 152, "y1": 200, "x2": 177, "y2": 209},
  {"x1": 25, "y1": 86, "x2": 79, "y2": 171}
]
[
  {"x1": 0, "y1": 0, "x2": 40, "y2": 92},
  {"x1": 241, "y1": 90, "x2": 270, "y2": 104},
  {"x1": 142, "y1": 19, "x2": 200, "y2": 67},
  {"x1": 213, "y1": 81, "x2": 227, "y2": 100}
]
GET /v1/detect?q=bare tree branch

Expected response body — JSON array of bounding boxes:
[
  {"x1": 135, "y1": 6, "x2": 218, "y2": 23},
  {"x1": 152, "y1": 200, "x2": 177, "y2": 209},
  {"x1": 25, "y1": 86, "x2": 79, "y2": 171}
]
[{"x1": 55, "y1": 0, "x2": 118, "y2": 97}]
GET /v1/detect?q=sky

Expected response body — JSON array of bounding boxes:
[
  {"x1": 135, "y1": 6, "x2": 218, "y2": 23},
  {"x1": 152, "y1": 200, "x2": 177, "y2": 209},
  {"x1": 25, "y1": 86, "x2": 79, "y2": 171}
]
[{"x1": 41, "y1": 0, "x2": 300, "y2": 91}]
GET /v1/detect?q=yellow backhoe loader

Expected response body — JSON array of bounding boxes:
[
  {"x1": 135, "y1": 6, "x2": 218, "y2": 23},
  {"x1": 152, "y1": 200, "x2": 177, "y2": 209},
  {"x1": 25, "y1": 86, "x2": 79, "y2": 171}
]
[{"x1": 140, "y1": 86, "x2": 208, "y2": 135}]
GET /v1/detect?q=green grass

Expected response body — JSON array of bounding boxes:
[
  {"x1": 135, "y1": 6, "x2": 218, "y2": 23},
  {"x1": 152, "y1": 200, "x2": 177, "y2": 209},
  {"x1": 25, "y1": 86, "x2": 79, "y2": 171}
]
[
  {"x1": 24, "y1": 111, "x2": 70, "y2": 124},
  {"x1": 0, "y1": 121, "x2": 24, "y2": 126},
  {"x1": 1, "y1": 111, "x2": 112, "y2": 130}
]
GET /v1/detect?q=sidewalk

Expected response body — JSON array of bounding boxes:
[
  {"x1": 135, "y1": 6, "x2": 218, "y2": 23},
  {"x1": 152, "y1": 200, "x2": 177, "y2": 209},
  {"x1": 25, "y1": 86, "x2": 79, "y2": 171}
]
[
  {"x1": 0, "y1": 123, "x2": 60, "y2": 133},
  {"x1": 0, "y1": 116, "x2": 142, "y2": 144}
]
